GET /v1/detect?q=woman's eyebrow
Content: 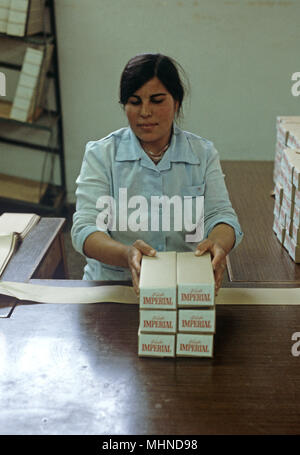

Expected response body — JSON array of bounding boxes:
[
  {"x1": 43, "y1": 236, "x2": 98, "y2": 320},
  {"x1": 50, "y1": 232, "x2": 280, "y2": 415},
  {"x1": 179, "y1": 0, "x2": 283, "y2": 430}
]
[
  {"x1": 129, "y1": 92, "x2": 167, "y2": 99},
  {"x1": 150, "y1": 93, "x2": 167, "y2": 97}
]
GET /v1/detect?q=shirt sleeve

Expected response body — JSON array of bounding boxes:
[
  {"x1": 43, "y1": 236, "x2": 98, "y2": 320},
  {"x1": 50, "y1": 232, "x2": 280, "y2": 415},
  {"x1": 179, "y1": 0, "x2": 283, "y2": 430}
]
[
  {"x1": 203, "y1": 144, "x2": 243, "y2": 249},
  {"x1": 71, "y1": 140, "x2": 112, "y2": 256}
]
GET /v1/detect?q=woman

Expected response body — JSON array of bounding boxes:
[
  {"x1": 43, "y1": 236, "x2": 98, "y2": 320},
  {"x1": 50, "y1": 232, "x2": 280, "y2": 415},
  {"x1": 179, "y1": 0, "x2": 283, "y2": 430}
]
[{"x1": 71, "y1": 53, "x2": 243, "y2": 295}]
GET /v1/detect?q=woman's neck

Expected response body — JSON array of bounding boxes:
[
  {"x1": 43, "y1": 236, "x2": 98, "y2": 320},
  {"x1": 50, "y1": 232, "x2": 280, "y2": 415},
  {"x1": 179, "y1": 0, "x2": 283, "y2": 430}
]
[{"x1": 139, "y1": 128, "x2": 173, "y2": 162}]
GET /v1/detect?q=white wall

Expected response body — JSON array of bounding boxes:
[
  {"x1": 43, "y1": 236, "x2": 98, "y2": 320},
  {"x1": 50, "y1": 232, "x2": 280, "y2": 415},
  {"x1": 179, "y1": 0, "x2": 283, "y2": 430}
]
[{"x1": 1, "y1": 0, "x2": 300, "y2": 203}]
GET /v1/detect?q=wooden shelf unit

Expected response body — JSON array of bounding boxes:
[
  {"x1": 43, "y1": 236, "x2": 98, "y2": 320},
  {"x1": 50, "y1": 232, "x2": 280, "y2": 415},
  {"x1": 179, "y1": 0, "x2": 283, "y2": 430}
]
[{"x1": 0, "y1": 0, "x2": 66, "y2": 214}]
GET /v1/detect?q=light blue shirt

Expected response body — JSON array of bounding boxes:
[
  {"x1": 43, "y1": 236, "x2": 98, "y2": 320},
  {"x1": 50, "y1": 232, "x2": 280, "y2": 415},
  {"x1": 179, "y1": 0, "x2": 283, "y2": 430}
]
[{"x1": 71, "y1": 124, "x2": 243, "y2": 281}]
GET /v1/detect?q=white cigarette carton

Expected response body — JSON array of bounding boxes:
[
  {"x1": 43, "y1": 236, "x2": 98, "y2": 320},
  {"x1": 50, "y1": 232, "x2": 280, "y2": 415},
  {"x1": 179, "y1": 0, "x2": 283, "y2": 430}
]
[
  {"x1": 279, "y1": 205, "x2": 286, "y2": 228},
  {"x1": 139, "y1": 251, "x2": 177, "y2": 310},
  {"x1": 292, "y1": 223, "x2": 300, "y2": 245},
  {"x1": 293, "y1": 205, "x2": 300, "y2": 228},
  {"x1": 281, "y1": 150, "x2": 292, "y2": 180},
  {"x1": 282, "y1": 148, "x2": 300, "y2": 189},
  {"x1": 178, "y1": 309, "x2": 215, "y2": 334},
  {"x1": 273, "y1": 217, "x2": 286, "y2": 244},
  {"x1": 273, "y1": 200, "x2": 281, "y2": 218},
  {"x1": 276, "y1": 117, "x2": 300, "y2": 146},
  {"x1": 176, "y1": 333, "x2": 214, "y2": 358},
  {"x1": 287, "y1": 126, "x2": 300, "y2": 150},
  {"x1": 276, "y1": 116, "x2": 300, "y2": 126},
  {"x1": 283, "y1": 231, "x2": 292, "y2": 255},
  {"x1": 139, "y1": 310, "x2": 177, "y2": 334},
  {"x1": 281, "y1": 192, "x2": 294, "y2": 220},
  {"x1": 138, "y1": 331, "x2": 175, "y2": 358},
  {"x1": 284, "y1": 231, "x2": 300, "y2": 262},
  {"x1": 286, "y1": 216, "x2": 293, "y2": 237},
  {"x1": 177, "y1": 252, "x2": 215, "y2": 307},
  {"x1": 294, "y1": 189, "x2": 300, "y2": 209},
  {"x1": 274, "y1": 182, "x2": 283, "y2": 205}
]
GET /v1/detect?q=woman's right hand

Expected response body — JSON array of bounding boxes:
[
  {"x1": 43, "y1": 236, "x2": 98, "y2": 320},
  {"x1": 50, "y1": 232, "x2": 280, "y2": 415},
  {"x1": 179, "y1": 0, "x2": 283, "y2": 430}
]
[{"x1": 127, "y1": 240, "x2": 156, "y2": 295}]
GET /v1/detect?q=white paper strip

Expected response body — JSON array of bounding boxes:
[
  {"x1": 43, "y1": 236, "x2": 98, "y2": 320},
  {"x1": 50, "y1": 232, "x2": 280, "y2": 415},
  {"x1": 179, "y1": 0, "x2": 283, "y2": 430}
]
[
  {"x1": 217, "y1": 287, "x2": 300, "y2": 305},
  {"x1": 0, "y1": 281, "x2": 138, "y2": 304},
  {"x1": 0, "y1": 281, "x2": 300, "y2": 305}
]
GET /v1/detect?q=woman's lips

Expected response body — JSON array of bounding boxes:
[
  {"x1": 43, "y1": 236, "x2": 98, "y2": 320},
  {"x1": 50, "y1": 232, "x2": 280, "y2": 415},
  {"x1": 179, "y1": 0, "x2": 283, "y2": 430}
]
[{"x1": 138, "y1": 123, "x2": 158, "y2": 131}]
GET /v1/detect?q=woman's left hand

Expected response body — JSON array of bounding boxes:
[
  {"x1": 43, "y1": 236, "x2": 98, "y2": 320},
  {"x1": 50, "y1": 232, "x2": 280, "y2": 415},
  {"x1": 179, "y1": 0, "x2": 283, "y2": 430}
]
[{"x1": 195, "y1": 239, "x2": 227, "y2": 296}]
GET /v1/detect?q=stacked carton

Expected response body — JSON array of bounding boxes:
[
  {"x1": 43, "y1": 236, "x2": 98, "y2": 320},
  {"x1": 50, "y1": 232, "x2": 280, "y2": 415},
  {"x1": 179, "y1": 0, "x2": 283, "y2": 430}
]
[
  {"x1": 273, "y1": 116, "x2": 300, "y2": 262},
  {"x1": 176, "y1": 252, "x2": 215, "y2": 357},
  {"x1": 0, "y1": 0, "x2": 45, "y2": 36},
  {"x1": 138, "y1": 251, "x2": 215, "y2": 358},
  {"x1": 138, "y1": 251, "x2": 177, "y2": 358}
]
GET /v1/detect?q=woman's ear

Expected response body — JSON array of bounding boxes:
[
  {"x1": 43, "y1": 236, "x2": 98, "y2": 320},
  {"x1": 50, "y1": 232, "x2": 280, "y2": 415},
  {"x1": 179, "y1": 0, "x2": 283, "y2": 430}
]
[{"x1": 174, "y1": 100, "x2": 179, "y2": 115}]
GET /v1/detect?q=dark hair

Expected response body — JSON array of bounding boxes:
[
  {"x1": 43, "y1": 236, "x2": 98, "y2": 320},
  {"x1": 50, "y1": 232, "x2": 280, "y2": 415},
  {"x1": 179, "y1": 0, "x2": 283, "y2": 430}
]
[{"x1": 119, "y1": 53, "x2": 187, "y2": 116}]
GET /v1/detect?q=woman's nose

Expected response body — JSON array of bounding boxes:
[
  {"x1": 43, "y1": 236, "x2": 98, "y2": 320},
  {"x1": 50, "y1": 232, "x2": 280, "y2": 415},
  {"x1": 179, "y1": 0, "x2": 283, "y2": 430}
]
[{"x1": 140, "y1": 102, "x2": 152, "y2": 117}]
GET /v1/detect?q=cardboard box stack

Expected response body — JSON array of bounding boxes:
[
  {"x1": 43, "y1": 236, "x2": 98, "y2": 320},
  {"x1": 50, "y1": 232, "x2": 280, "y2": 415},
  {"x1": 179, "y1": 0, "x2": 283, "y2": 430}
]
[
  {"x1": 273, "y1": 116, "x2": 300, "y2": 262},
  {"x1": 138, "y1": 251, "x2": 215, "y2": 358},
  {"x1": 0, "y1": 0, "x2": 45, "y2": 36}
]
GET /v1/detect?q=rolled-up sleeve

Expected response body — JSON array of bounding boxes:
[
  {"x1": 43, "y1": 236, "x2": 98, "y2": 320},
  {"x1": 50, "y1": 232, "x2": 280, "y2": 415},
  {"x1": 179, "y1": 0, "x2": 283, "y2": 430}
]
[
  {"x1": 71, "y1": 140, "x2": 112, "y2": 256},
  {"x1": 203, "y1": 145, "x2": 243, "y2": 249}
]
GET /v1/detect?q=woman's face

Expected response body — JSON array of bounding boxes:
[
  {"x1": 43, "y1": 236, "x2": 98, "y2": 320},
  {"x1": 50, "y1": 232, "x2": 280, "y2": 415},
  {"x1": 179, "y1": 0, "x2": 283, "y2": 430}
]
[{"x1": 125, "y1": 77, "x2": 178, "y2": 152}]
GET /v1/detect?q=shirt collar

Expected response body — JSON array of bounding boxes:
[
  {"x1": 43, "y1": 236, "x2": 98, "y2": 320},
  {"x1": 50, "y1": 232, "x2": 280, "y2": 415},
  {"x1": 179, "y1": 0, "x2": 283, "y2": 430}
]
[
  {"x1": 168, "y1": 124, "x2": 200, "y2": 164},
  {"x1": 115, "y1": 127, "x2": 142, "y2": 162},
  {"x1": 115, "y1": 123, "x2": 200, "y2": 167}
]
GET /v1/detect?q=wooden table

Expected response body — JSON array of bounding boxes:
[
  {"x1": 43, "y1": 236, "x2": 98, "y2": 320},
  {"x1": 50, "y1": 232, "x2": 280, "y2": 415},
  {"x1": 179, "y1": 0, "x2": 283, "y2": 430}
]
[
  {"x1": 222, "y1": 161, "x2": 300, "y2": 286},
  {"x1": 0, "y1": 162, "x2": 300, "y2": 435}
]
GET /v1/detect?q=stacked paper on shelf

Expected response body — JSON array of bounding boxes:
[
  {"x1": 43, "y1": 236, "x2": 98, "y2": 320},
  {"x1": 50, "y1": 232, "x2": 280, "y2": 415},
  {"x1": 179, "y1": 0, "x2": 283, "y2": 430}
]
[
  {"x1": 0, "y1": 0, "x2": 11, "y2": 33},
  {"x1": 5, "y1": 0, "x2": 45, "y2": 37},
  {"x1": 10, "y1": 46, "x2": 43, "y2": 121},
  {"x1": 273, "y1": 116, "x2": 300, "y2": 262},
  {"x1": 10, "y1": 43, "x2": 53, "y2": 122},
  {"x1": 6, "y1": 0, "x2": 28, "y2": 36}
]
